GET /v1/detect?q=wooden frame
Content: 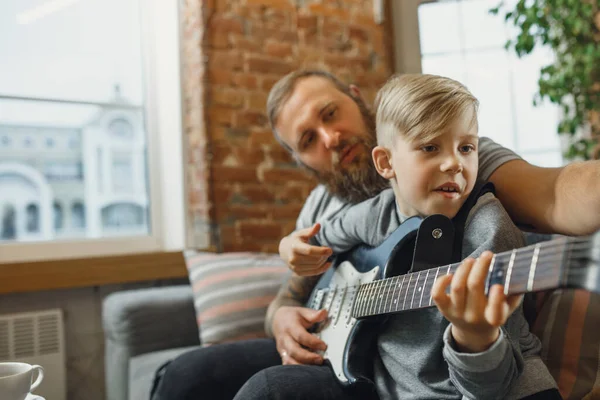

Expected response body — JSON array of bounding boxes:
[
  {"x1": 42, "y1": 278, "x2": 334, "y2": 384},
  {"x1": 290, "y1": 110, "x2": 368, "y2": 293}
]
[{"x1": 0, "y1": 252, "x2": 188, "y2": 294}]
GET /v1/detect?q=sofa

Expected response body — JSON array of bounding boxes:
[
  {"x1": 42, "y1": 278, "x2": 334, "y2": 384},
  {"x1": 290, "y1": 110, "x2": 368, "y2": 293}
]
[
  {"x1": 103, "y1": 285, "x2": 202, "y2": 400},
  {"x1": 102, "y1": 238, "x2": 599, "y2": 400}
]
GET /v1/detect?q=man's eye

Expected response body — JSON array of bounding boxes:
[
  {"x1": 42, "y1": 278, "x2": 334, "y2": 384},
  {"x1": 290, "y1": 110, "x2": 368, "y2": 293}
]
[
  {"x1": 301, "y1": 133, "x2": 315, "y2": 149},
  {"x1": 324, "y1": 108, "x2": 336, "y2": 121},
  {"x1": 421, "y1": 145, "x2": 437, "y2": 153}
]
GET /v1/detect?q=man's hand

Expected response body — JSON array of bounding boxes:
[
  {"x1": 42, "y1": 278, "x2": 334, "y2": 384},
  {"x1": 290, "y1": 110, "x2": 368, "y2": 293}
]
[
  {"x1": 272, "y1": 306, "x2": 328, "y2": 365},
  {"x1": 279, "y1": 223, "x2": 333, "y2": 276},
  {"x1": 431, "y1": 251, "x2": 522, "y2": 353}
]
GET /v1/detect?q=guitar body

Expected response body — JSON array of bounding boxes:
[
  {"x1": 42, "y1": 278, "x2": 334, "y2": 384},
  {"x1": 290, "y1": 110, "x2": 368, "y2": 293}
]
[
  {"x1": 305, "y1": 212, "x2": 600, "y2": 388},
  {"x1": 306, "y1": 215, "x2": 456, "y2": 386}
]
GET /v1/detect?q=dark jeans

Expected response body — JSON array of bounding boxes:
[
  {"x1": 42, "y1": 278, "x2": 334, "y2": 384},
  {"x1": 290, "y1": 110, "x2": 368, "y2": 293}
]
[
  {"x1": 152, "y1": 338, "x2": 371, "y2": 400},
  {"x1": 151, "y1": 338, "x2": 561, "y2": 400}
]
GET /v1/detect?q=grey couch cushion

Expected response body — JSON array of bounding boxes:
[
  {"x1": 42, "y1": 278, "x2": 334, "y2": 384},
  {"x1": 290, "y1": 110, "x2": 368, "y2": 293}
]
[{"x1": 129, "y1": 346, "x2": 199, "y2": 400}]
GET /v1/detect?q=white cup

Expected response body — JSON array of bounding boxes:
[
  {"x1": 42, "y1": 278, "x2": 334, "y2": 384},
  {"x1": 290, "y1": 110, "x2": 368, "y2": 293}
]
[{"x1": 0, "y1": 362, "x2": 44, "y2": 400}]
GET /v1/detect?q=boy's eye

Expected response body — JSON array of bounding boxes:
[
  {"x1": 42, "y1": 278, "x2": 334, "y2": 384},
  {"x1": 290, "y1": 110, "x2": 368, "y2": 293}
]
[
  {"x1": 460, "y1": 145, "x2": 475, "y2": 153},
  {"x1": 421, "y1": 145, "x2": 437, "y2": 153}
]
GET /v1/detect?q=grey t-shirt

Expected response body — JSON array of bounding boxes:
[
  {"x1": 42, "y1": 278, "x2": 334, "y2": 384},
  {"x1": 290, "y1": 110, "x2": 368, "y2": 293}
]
[
  {"x1": 293, "y1": 138, "x2": 557, "y2": 398},
  {"x1": 319, "y1": 191, "x2": 556, "y2": 400}
]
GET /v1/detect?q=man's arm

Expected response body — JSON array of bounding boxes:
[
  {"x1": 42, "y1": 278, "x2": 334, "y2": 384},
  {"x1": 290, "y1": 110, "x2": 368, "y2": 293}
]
[
  {"x1": 264, "y1": 272, "x2": 320, "y2": 337},
  {"x1": 489, "y1": 159, "x2": 600, "y2": 235}
]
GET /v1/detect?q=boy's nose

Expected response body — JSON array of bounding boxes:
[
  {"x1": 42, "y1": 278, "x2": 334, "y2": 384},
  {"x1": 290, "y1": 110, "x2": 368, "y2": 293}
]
[{"x1": 442, "y1": 155, "x2": 463, "y2": 173}]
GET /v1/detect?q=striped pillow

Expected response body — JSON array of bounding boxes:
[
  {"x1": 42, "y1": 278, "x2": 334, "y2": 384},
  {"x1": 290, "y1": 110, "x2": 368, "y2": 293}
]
[
  {"x1": 184, "y1": 250, "x2": 288, "y2": 345},
  {"x1": 532, "y1": 289, "x2": 600, "y2": 400}
]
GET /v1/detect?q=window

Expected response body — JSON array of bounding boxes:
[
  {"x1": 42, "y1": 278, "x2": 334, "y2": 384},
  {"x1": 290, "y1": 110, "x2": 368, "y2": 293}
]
[
  {"x1": 392, "y1": 0, "x2": 563, "y2": 167},
  {"x1": 53, "y1": 201, "x2": 63, "y2": 231},
  {"x1": 0, "y1": 0, "x2": 185, "y2": 262}
]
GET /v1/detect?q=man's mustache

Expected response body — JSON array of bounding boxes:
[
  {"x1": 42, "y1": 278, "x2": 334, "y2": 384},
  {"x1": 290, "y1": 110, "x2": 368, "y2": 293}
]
[{"x1": 331, "y1": 137, "x2": 367, "y2": 168}]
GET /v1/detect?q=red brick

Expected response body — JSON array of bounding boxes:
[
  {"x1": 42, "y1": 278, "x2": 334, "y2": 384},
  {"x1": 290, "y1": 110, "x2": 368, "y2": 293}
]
[
  {"x1": 322, "y1": 19, "x2": 346, "y2": 36},
  {"x1": 323, "y1": 37, "x2": 352, "y2": 52},
  {"x1": 216, "y1": 205, "x2": 269, "y2": 221},
  {"x1": 223, "y1": 241, "x2": 265, "y2": 252},
  {"x1": 209, "y1": 51, "x2": 243, "y2": 71},
  {"x1": 210, "y1": 143, "x2": 234, "y2": 164},
  {"x1": 263, "y1": 168, "x2": 310, "y2": 183},
  {"x1": 246, "y1": 0, "x2": 295, "y2": 11},
  {"x1": 234, "y1": 147, "x2": 265, "y2": 165},
  {"x1": 261, "y1": 243, "x2": 279, "y2": 253},
  {"x1": 276, "y1": 185, "x2": 305, "y2": 203},
  {"x1": 251, "y1": 27, "x2": 297, "y2": 42},
  {"x1": 249, "y1": 130, "x2": 277, "y2": 147},
  {"x1": 239, "y1": 185, "x2": 276, "y2": 203},
  {"x1": 232, "y1": 73, "x2": 258, "y2": 89},
  {"x1": 265, "y1": 41, "x2": 293, "y2": 58},
  {"x1": 218, "y1": 225, "x2": 238, "y2": 246},
  {"x1": 210, "y1": 88, "x2": 244, "y2": 108},
  {"x1": 213, "y1": 186, "x2": 234, "y2": 204},
  {"x1": 246, "y1": 91, "x2": 269, "y2": 111},
  {"x1": 351, "y1": 13, "x2": 378, "y2": 27},
  {"x1": 208, "y1": 67, "x2": 233, "y2": 85},
  {"x1": 208, "y1": 106, "x2": 235, "y2": 126},
  {"x1": 239, "y1": 221, "x2": 284, "y2": 240},
  {"x1": 261, "y1": 76, "x2": 280, "y2": 92},
  {"x1": 308, "y1": 4, "x2": 349, "y2": 19},
  {"x1": 270, "y1": 204, "x2": 304, "y2": 219},
  {"x1": 209, "y1": 15, "x2": 244, "y2": 34},
  {"x1": 210, "y1": 126, "x2": 250, "y2": 142},
  {"x1": 230, "y1": 35, "x2": 262, "y2": 52},
  {"x1": 248, "y1": 56, "x2": 295, "y2": 75},
  {"x1": 208, "y1": 32, "x2": 230, "y2": 49},
  {"x1": 236, "y1": 110, "x2": 268, "y2": 127},
  {"x1": 212, "y1": 166, "x2": 259, "y2": 183},
  {"x1": 297, "y1": 14, "x2": 317, "y2": 30},
  {"x1": 349, "y1": 26, "x2": 369, "y2": 42},
  {"x1": 270, "y1": 148, "x2": 294, "y2": 164}
]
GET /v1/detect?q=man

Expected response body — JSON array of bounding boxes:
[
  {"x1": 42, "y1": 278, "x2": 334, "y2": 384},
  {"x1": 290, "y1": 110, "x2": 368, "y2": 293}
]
[{"x1": 154, "y1": 70, "x2": 600, "y2": 400}]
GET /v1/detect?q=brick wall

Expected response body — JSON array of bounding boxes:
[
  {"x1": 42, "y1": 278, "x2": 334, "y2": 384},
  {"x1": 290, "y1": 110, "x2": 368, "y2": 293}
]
[{"x1": 181, "y1": 0, "x2": 393, "y2": 252}]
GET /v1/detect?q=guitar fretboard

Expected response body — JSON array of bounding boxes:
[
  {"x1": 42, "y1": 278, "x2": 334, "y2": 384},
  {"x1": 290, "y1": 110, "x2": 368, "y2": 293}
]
[{"x1": 351, "y1": 236, "x2": 581, "y2": 319}]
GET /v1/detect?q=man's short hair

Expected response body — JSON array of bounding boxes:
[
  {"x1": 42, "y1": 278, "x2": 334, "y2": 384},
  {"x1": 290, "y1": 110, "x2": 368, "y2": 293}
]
[
  {"x1": 374, "y1": 74, "x2": 479, "y2": 148},
  {"x1": 266, "y1": 70, "x2": 353, "y2": 153}
]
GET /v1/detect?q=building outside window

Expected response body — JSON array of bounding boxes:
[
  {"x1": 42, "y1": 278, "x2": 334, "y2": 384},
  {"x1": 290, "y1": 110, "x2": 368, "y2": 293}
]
[{"x1": 0, "y1": 0, "x2": 185, "y2": 262}]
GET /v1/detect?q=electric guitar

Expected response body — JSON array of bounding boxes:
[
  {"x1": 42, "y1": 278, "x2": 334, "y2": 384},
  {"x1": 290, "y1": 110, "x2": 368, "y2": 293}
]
[{"x1": 305, "y1": 214, "x2": 600, "y2": 386}]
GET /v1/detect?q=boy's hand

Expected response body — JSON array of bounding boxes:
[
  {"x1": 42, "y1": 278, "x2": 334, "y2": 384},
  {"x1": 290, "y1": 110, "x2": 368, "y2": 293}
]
[
  {"x1": 431, "y1": 251, "x2": 523, "y2": 353},
  {"x1": 279, "y1": 223, "x2": 333, "y2": 276}
]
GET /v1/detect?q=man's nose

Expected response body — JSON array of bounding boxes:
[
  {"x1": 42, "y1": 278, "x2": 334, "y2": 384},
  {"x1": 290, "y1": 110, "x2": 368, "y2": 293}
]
[{"x1": 319, "y1": 128, "x2": 340, "y2": 149}]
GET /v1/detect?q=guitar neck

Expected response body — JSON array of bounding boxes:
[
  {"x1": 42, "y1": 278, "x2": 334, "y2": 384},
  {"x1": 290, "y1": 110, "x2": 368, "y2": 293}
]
[{"x1": 352, "y1": 235, "x2": 593, "y2": 319}]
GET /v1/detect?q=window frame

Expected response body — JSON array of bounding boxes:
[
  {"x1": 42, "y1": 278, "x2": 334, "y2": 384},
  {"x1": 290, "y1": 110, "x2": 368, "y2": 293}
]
[{"x1": 0, "y1": 0, "x2": 186, "y2": 264}]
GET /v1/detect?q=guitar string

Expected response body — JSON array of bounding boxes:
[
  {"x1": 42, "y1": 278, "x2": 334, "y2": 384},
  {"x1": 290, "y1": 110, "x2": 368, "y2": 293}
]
[{"x1": 339, "y1": 238, "x2": 597, "y2": 317}]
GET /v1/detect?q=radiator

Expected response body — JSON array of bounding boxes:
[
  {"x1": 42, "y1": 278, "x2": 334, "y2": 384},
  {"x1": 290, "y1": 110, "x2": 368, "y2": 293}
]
[{"x1": 0, "y1": 309, "x2": 67, "y2": 400}]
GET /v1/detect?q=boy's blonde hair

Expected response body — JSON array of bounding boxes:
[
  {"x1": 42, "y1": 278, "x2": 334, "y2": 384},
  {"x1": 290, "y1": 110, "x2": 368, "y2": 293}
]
[{"x1": 375, "y1": 74, "x2": 479, "y2": 148}]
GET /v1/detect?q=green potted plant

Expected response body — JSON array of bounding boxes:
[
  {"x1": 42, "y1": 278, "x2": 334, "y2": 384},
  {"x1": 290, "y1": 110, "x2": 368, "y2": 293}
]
[{"x1": 491, "y1": 0, "x2": 600, "y2": 160}]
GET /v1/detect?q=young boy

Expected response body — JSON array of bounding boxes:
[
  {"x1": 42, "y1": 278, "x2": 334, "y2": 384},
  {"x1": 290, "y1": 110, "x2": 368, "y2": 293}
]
[{"x1": 279, "y1": 74, "x2": 559, "y2": 399}]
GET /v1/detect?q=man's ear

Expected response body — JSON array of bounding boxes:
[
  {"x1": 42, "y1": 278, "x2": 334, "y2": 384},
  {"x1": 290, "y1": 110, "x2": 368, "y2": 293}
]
[
  {"x1": 349, "y1": 84, "x2": 363, "y2": 100},
  {"x1": 372, "y1": 146, "x2": 395, "y2": 179}
]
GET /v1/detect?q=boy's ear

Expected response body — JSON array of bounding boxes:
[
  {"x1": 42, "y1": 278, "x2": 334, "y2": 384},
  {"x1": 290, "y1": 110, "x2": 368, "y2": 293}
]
[{"x1": 372, "y1": 146, "x2": 395, "y2": 179}]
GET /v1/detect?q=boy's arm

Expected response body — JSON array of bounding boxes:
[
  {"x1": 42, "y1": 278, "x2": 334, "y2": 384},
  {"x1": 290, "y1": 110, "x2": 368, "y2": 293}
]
[
  {"x1": 311, "y1": 188, "x2": 400, "y2": 252},
  {"x1": 442, "y1": 193, "x2": 527, "y2": 399}
]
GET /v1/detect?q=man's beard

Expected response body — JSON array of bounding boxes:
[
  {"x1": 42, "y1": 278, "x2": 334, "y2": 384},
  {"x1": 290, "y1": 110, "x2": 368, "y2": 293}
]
[{"x1": 302, "y1": 103, "x2": 390, "y2": 204}]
